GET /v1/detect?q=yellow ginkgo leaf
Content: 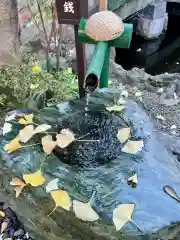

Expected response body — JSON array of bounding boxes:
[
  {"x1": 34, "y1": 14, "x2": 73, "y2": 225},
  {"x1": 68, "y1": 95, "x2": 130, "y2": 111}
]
[
  {"x1": 0, "y1": 211, "x2": 5, "y2": 217},
  {"x1": 106, "y1": 105, "x2": 125, "y2": 112},
  {"x1": 41, "y1": 135, "x2": 57, "y2": 155},
  {"x1": 1, "y1": 221, "x2": 7, "y2": 233},
  {"x1": 122, "y1": 140, "x2": 144, "y2": 154},
  {"x1": 51, "y1": 190, "x2": 72, "y2": 211},
  {"x1": 10, "y1": 177, "x2": 26, "y2": 186},
  {"x1": 23, "y1": 170, "x2": 45, "y2": 187},
  {"x1": 113, "y1": 203, "x2": 135, "y2": 231},
  {"x1": 34, "y1": 124, "x2": 51, "y2": 134},
  {"x1": 18, "y1": 125, "x2": 35, "y2": 143},
  {"x1": 117, "y1": 128, "x2": 131, "y2": 144},
  {"x1": 73, "y1": 200, "x2": 99, "y2": 222},
  {"x1": 18, "y1": 114, "x2": 34, "y2": 125},
  {"x1": 56, "y1": 129, "x2": 75, "y2": 148},
  {"x1": 4, "y1": 137, "x2": 22, "y2": 153}
]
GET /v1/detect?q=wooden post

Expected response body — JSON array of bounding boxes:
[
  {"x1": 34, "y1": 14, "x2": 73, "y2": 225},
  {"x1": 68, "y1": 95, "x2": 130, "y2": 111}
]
[
  {"x1": 99, "y1": 0, "x2": 108, "y2": 11},
  {"x1": 55, "y1": 0, "x2": 88, "y2": 98},
  {"x1": 74, "y1": 25, "x2": 86, "y2": 98}
]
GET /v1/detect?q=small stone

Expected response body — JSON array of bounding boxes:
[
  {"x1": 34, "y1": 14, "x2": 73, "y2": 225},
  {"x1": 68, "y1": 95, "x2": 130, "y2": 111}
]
[
  {"x1": 135, "y1": 91, "x2": 142, "y2": 97},
  {"x1": 117, "y1": 98, "x2": 126, "y2": 105},
  {"x1": 14, "y1": 229, "x2": 25, "y2": 237},
  {"x1": 170, "y1": 125, "x2": 177, "y2": 130},
  {"x1": 9, "y1": 228, "x2": 15, "y2": 237},
  {"x1": 173, "y1": 93, "x2": 178, "y2": 100},
  {"x1": 3, "y1": 204, "x2": 9, "y2": 210},
  {"x1": 157, "y1": 88, "x2": 164, "y2": 93},
  {"x1": 136, "y1": 48, "x2": 141, "y2": 52},
  {"x1": 121, "y1": 90, "x2": 128, "y2": 98},
  {"x1": 5, "y1": 209, "x2": 16, "y2": 219},
  {"x1": 156, "y1": 115, "x2": 165, "y2": 121},
  {"x1": 176, "y1": 62, "x2": 179, "y2": 65},
  {"x1": 171, "y1": 131, "x2": 177, "y2": 135}
]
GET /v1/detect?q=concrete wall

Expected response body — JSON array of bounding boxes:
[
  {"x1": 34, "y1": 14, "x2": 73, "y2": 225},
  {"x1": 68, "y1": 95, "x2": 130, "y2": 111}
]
[
  {"x1": 115, "y1": 0, "x2": 153, "y2": 19},
  {"x1": 167, "y1": 0, "x2": 180, "y2": 2}
]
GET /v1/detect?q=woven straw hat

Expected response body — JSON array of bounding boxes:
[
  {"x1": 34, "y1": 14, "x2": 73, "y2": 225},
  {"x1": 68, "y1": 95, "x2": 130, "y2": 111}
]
[{"x1": 85, "y1": 11, "x2": 124, "y2": 41}]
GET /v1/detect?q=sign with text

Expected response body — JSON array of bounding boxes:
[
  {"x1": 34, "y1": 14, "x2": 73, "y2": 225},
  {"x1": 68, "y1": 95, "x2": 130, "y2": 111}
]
[{"x1": 56, "y1": 0, "x2": 88, "y2": 25}]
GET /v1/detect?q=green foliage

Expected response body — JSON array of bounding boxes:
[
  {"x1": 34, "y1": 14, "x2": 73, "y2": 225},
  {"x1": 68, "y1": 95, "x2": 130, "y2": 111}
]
[{"x1": 0, "y1": 65, "x2": 78, "y2": 110}]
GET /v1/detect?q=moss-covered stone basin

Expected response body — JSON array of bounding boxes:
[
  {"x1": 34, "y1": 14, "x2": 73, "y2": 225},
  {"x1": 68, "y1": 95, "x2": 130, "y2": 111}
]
[{"x1": 0, "y1": 88, "x2": 180, "y2": 240}]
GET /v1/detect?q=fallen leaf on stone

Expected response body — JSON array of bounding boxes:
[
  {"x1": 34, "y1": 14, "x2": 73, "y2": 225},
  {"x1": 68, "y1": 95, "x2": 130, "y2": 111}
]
[
  {"x1": 2, "y1": 123, "x2": 12, "y2": 135},
  {"x1": 113, "y1": 203, "x2": 135, "y2": 231},
  {"x1": 18, "y1": 125, "x2": 34, "y2": 143},
  {"x1": 51, "y1": 190, "x2": 72, "y2": 211},
  {"x1": 73, "y1": 200, "x2": 99, "y2": 222},
  {"x1": 117, "y1": 128, "x2": 131, "y2": 144},
  {"x1": 164, "y1": 185, "x2": 180, "y2": 202},
  {"x1": 106, "y1": 105, "x2": 125, "y2": 112},
  {"x1": 121, "y1": 90, "x2": 129, "y2": 98},
  {"x1": 4, "y1": 137, "x2": 22, "y2": 153},
  {"x1": 135, "y1": 91, "x2": 142, "y2": 97},
  {"x1": 41, "y1": 135, "x2": 57, "y2": 154},
  {"x1": 0, "y1": 211, "x2": 5, "y2": 217},
  {"x1": 127, "y1": 173, "x2": 138, "y2": 185},
  {"x1": 14, "y1": 186, "x2": 25, "y2": 198},
  {"x1": 5, "y1": 113, "x2": 16, "y2": 122},
  {"x1": 46, "y1": 178, "x2": 59, "y2": 193},
  {"x1": 18, "y1": 114, "x2": 34, "y2": 125},
  {"x1": 122, "y1": 140, "x2": 144, "y2": 154},
  {"x1": 156, "y1": 115, "x2": 165, "y2": 121},
  {"x1": 25, "y1": 233, "x2": 29, "y2": 239},
  {"x1": 10, "y1": 177, "x2": 26, "y2": 198},
  {"x1": 170, "y1": 125, "x2": 176, "y2": 130},
  {"x1": 23, "y1": 170, "x2": 45, "y2": 187},
  {"x1": 117, "y1": 98, "x2": 126, "y2": 105},
  {"x1": 34, "y1": 124, "x2": 51, "y2": 134},
  {"x1": 157, "y1": 88, "x2": 164, "y2": 93},
  {"x1": 10, "y1": 177, "x2": 25, "y2": 186},
  {"x1": 1, "y1": 221, "x2": 7, "y2": 233},
  {"x1": 56, "y1": 129, "x2": 75, "y2": 148}
]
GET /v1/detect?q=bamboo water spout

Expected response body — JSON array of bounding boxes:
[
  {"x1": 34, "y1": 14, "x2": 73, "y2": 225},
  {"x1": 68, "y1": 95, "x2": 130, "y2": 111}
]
[{"x1": 78, "y1": 11, "x2": 133, "y2": 93}]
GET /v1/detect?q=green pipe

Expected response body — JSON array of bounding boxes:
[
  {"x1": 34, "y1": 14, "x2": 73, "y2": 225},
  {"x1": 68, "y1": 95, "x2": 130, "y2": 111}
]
[
  {"x1": 100, "y1": 47, "x2": 110, "y2": 88},
  {"x1": 84, "y1": 41, "x2": 108, "y2": 91}
]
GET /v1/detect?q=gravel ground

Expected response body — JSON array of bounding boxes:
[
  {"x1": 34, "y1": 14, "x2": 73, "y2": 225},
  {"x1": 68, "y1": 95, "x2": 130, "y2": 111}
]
[
  {"x1": 142, "y1": 91, "x2": 180, "y2": 135},
  {"x1": 0, "y1": 203, "x2": 31, "y2": 240}
]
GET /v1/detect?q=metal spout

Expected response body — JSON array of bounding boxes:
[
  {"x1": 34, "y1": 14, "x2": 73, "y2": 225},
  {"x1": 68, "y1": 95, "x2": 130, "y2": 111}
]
[{"x1": 84, "y1": 73, "x2": 99, "y2": 93}]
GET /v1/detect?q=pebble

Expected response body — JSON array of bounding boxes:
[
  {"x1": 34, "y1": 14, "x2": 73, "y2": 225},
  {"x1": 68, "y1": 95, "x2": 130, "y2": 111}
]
[
  {"x1": 14, "y1": 229, "x2": 25, "y2": 237},
  {"x1": 0, "y1": 204, "x2": 32, "y2": 240},
  {"x1": 139, "y1": 92, "x2": 180, "y2": 136},
  {"x1": 170, "y1": 125, "x2": 177, "y2": 129},
  {"x1": 156, "y1": 115, "x2": 166, "y2": 121}
]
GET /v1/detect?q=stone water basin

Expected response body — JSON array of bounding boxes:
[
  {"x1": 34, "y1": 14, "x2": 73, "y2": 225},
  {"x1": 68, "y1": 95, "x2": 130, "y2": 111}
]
[{"x1": 0, "y1": 88, "x2": 180, "y2": 240}]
